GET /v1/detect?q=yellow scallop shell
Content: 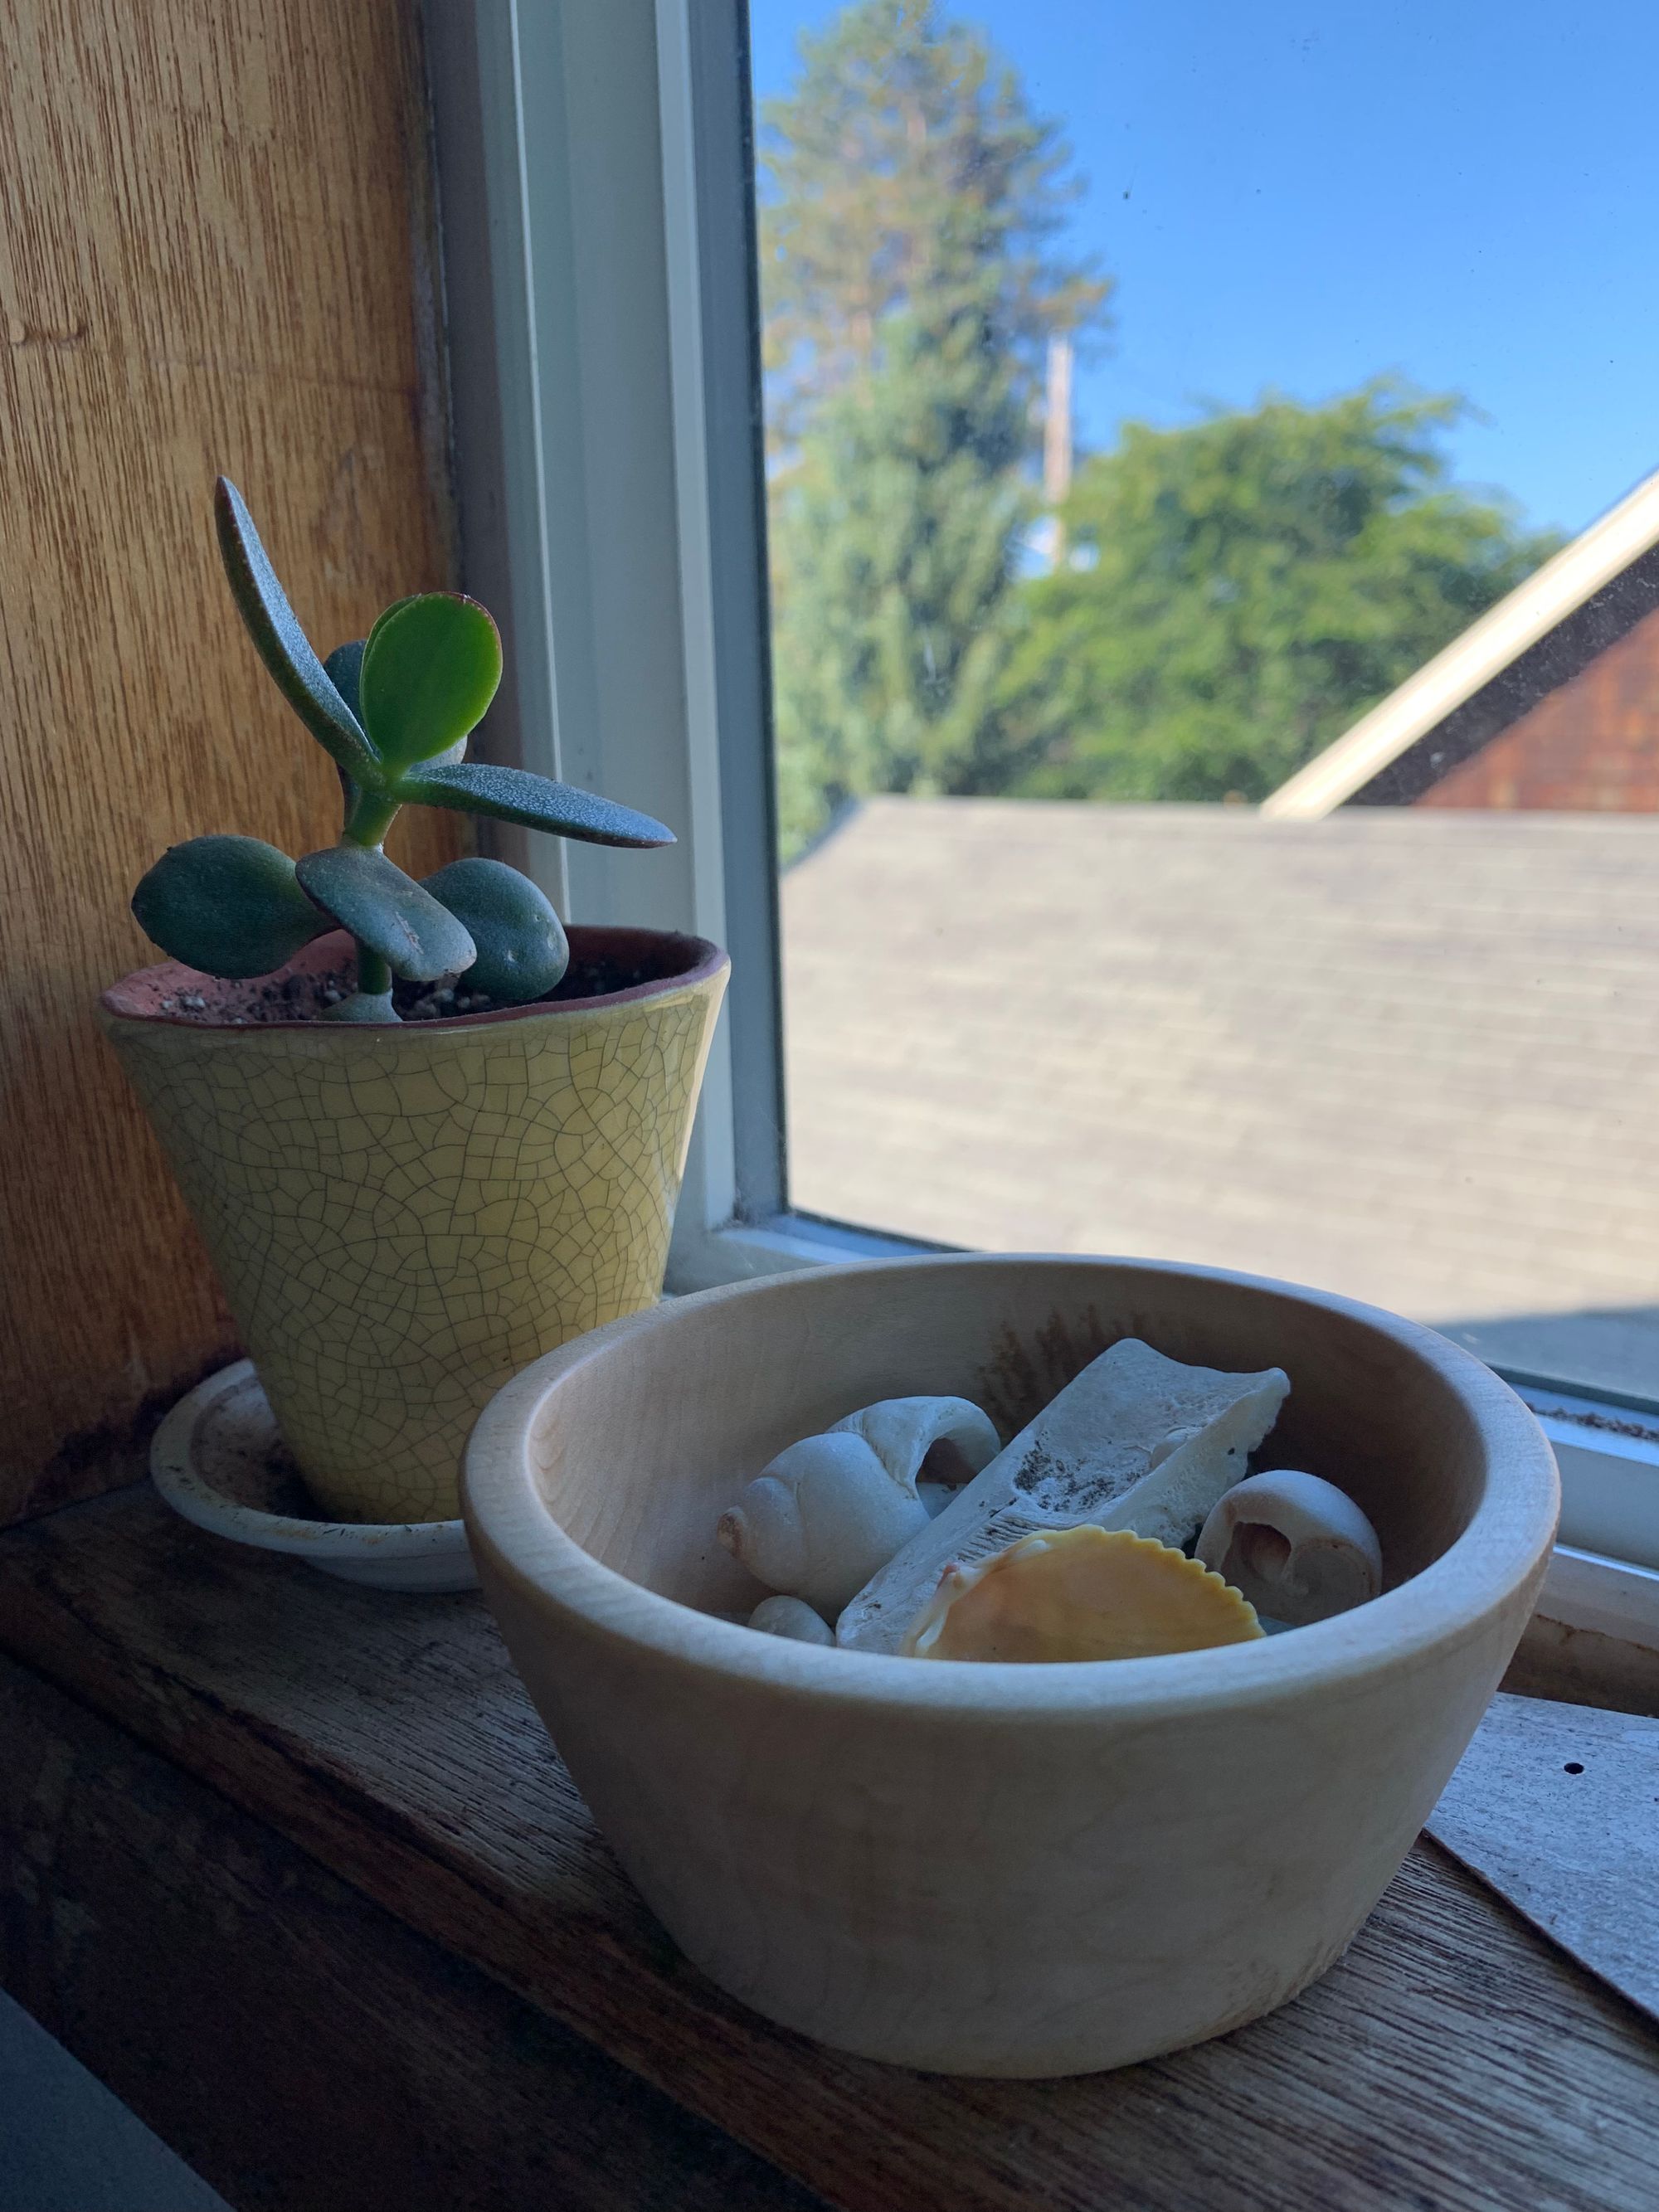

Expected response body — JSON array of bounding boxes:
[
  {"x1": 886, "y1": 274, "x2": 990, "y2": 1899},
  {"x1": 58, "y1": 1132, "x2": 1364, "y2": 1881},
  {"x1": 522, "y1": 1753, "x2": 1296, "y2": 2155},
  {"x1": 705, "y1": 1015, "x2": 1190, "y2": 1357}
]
[{"x1": 901, "y1": 1524, "x2": 1262, "y2": 1663}]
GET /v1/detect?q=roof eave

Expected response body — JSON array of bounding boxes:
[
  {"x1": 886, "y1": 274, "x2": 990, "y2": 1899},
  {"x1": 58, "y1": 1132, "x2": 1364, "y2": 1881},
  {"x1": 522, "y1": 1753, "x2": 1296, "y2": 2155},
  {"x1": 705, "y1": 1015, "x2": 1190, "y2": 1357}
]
[{"x1": 1262, "y1": 468, "x2": 1659, "y2": 819}]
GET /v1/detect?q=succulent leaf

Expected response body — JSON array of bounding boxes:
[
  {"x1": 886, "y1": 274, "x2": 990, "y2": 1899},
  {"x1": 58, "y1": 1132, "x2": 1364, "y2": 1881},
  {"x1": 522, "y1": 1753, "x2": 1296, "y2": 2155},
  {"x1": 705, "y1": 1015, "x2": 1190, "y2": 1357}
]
[
  {"x1": 358, "y1": 594, "x2": 502, "y2": 772},
  {"x1": 323, "y1": 639, "x2": 366, "y2": 723},
  {"x1": 421, "y1": 858, "x2": 570, "y2": 1005},
  {"x1": 213, "y1": 479, "x2": 381, "y2": 785},
  {"x1": 132, "y1": 835, "x2": 326, "y2": 979},
  {"x1": 294, "y1": 844, "x2": 477, "y2": 984},
  {"x1": 397, "y1": 761, "x2": 674, "y2": 848}
]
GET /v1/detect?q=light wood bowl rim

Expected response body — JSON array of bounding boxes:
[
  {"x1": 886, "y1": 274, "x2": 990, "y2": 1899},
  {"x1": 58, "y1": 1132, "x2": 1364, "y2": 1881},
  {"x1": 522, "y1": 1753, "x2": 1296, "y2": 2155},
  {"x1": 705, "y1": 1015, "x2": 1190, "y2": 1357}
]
[{"x1": 464, "y1": 1253, "x2": 1559, "y2": 1719}]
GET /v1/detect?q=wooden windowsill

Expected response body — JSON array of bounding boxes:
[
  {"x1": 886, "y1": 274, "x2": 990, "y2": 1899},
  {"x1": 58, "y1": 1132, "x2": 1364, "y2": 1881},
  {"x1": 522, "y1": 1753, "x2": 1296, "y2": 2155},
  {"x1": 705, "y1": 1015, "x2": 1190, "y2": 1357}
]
[{"x1": 1, "y1": 1481, "x2": 1655, "y2": 2212}]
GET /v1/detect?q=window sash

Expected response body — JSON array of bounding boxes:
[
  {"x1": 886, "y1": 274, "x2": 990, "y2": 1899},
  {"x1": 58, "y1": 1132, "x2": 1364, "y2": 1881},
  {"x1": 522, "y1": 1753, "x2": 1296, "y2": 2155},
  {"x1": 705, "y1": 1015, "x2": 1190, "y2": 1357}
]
[
  {"x1": 427, "y1": 0, "x2": 1659, "y2": 1626},
  {"x1": 425, "y1": 0, "x2": 786, "y2": 1270}
]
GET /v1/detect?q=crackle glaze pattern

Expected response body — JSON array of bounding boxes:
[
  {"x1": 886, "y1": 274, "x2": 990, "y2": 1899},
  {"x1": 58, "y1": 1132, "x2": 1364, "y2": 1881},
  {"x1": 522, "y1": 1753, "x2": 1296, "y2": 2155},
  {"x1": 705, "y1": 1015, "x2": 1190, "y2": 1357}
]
[{"x1": 104, "y1": 950, "x2": 727, "y2": 1521}]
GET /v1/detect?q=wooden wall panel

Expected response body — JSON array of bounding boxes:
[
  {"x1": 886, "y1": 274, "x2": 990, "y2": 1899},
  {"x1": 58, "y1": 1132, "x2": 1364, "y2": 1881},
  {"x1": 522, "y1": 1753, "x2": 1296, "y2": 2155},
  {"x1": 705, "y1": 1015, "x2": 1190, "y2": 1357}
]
[{"x1": 0, "y1": 0, "x2": 465, "y2": 1519}]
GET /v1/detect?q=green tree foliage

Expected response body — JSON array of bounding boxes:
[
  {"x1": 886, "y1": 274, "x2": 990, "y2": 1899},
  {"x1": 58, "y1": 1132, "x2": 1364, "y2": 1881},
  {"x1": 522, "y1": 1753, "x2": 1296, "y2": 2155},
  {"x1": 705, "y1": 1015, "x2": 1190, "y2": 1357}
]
[
  {"x1": 760, "y1": 7, "x2": 1559, "y2": 842},
  {"x1": 999, "y1": 382, "x2": 1564, "y2": 804},
  {"x1": 770, "y1": 314, "x2": 1032, "y2": 853},
  {"x1": 758, "y1": 0, "x2": 1106, "y2": 435},
  {"x1": 758, "y1": 0, "x2": 1107, "y2": 853}
]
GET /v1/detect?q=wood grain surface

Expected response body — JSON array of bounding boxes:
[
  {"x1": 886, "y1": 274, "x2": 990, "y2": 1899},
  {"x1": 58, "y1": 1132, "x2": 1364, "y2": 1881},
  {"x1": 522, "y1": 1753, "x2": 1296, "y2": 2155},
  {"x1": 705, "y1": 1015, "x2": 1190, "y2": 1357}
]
[
  {"x1": 0, "y1": 0, "x2": 465, "y2": 1523},
  {"x1": 1, "y1": 1483, "x2": 1653, "y2": 2212},
  {"x1": 0, "y1": 1650, "x2": 820, "y2": 2212},
  {"x1": 1507, "y1": 1609, "x2": 1659, "y2": 1718}
]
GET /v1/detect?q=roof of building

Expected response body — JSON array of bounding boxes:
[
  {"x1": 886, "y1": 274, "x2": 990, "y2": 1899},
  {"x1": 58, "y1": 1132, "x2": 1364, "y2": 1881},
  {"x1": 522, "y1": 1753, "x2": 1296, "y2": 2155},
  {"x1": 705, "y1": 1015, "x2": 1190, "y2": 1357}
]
[
  {"x1": 1262, "y1": 467, "x2": 1659, "y2": 818},
  {"x1": 781, "y1": 798, "x2": 1659, "y2": 1382}
]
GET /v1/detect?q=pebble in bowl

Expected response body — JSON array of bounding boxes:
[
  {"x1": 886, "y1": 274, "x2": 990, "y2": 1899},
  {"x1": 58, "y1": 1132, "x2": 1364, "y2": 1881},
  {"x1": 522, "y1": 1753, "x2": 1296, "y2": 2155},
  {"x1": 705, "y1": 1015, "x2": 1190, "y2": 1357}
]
[{"x1": 462, "y1": 1254, "x2": 1558, "y2": 2077}]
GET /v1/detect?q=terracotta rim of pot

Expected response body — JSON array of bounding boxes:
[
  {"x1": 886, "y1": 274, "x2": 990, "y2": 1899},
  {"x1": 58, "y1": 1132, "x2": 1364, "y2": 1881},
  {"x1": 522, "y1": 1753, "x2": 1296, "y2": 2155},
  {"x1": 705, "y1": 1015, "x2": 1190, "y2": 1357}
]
[
  {"x1": 464, "y1": 1253, "x2": 1560, "y2": 1723},
  {"x1": 100, "y1": 924, "x2": 728, "y2": 1032}
]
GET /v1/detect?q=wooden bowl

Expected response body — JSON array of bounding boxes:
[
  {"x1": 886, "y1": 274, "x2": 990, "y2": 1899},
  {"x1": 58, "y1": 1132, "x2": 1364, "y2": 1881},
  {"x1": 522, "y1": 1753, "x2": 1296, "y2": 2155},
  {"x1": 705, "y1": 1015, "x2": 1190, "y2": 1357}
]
[{"x1": 463, "y1": 1256, "x2": 1558, "y2": 2076}]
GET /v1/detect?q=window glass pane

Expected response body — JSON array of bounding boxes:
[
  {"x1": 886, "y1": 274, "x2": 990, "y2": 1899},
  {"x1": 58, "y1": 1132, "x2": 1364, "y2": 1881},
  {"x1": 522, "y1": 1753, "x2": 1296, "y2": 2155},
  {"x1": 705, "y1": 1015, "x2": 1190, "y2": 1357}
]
[{"x1": 748, "y1": 0, "x2": 1659, "y2": 1400}]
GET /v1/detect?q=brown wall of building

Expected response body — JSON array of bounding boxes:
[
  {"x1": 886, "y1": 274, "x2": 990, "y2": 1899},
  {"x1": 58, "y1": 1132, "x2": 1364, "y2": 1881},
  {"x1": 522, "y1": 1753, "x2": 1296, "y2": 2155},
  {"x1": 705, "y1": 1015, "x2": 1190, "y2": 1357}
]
[
  {"x1": 1419, "y1": 602, "x2": 1659, "y2": 811},
  {"x1": 0, "y1": 0, "x2": 465, "y2": 1523}
]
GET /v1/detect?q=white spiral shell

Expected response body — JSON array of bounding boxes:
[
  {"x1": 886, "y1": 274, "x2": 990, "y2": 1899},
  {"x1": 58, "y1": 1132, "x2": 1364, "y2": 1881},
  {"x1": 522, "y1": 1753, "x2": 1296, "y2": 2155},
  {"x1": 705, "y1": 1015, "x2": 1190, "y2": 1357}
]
[{"x1": 718, "y1": 1395, "x2": 1000, "y2": 1616}]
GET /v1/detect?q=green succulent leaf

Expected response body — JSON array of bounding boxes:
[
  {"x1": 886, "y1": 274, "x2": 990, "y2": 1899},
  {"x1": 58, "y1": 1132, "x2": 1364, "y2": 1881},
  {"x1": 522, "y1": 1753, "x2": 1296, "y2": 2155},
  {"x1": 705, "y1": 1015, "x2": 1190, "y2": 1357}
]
[
  {"x1": 294, "y1": 844, "x2": 477, "y2": 984},
  {"x1": 323, "y1": 639, "x2": 366, "y2": 724},
  {"x1": 422, "y1": 858, "x2": 569, "y2": 1006},
  {"x1": 358, "y1": 594, "x2": 502, "y2": 772},
  {"x1": 213, "y1": 479, "x2": 382, "y2": 785},
  {"x1": 324, "y1": 602, "x2": 422, "y2": 732},
  {"x1": 324, "y1": 644, "x2": 367, "y2": 824},
  {"x1": 132, "y1": 835, "x2": 327, "y2": 979},
  {"x1": 397, "y1": 761, "x2": 675, "y2": 848}
]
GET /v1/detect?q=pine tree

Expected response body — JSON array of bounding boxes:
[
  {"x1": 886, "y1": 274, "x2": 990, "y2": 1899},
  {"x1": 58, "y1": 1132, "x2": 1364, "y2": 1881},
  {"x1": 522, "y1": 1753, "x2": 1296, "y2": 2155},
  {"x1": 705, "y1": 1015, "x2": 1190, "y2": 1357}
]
[
  {"x1": 758, "y1": 0, "x2": 1106, "y2": 438},
  {"x1": 770, "y1": 312, "x2": 1031, "y2": 853},
  {"x1": 757, "y1": 0, "x2": 1108, "y2": 853}
]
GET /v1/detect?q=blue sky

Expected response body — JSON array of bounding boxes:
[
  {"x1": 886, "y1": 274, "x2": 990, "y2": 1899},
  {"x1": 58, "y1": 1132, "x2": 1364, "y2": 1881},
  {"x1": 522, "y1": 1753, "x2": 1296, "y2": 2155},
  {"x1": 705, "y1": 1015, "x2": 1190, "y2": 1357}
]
[{"x1": 749, "y1": 0, "x2": 1659, "y2": 536}]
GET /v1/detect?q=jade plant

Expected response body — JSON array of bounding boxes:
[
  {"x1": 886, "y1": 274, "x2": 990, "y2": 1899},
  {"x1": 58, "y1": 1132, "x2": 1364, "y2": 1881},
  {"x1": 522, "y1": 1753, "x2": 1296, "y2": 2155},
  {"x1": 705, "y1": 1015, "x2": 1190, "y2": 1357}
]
[{"x1": 131, "y1": 479, "x2": 673, "y2": 1022}]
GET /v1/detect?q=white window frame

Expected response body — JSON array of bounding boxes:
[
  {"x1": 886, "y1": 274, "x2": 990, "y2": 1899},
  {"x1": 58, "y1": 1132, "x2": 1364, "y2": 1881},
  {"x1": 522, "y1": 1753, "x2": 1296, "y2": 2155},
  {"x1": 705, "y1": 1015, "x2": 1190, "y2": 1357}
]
[
  {"x1": 1519, "y1": 1385, "x2": 1659, "y2": 1647},
  {"x1": 423, "y1": 0, "x2": 1659, "y2": 1651},
  {"x1": 426, "y1": 0, "x2": 912, "y2": 1290}
]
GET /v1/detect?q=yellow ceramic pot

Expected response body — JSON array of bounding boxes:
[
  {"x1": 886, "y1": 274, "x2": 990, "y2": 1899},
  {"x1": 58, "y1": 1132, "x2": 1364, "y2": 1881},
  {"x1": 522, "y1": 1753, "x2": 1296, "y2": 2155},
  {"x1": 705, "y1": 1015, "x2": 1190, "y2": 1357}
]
[{"x1": 102, "y1": 927, "x2": 727, "y2": 1522}]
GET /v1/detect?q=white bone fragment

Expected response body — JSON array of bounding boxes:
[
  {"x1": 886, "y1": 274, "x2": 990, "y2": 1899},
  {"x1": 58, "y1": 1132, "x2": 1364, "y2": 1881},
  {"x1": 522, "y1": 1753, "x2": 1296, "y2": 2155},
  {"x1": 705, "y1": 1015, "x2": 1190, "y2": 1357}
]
[
  {"x1": 836, "y1": 1340, "x2": 1289, "y2": 1651},
  {"x1": 718, "y1": 1396, "x2": 1001, "y2": 1616},
  {"x1": 1195, "y1": 1470, "x2": 1382, "y2": 1626},
  {"x1": 747, "y1": 1595, "x2": 836, "y2": 1645}
]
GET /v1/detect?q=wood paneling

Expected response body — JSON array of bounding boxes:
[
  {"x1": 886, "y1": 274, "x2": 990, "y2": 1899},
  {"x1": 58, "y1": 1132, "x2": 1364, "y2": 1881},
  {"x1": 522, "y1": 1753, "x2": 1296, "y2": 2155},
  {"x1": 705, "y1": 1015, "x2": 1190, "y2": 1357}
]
[
  {"x1": 4, "y1": 1484, "x2": 1657, "y2": 2212},
  {"x1": 0, "y1": 0, "x2": 465, "y2": 1520}
]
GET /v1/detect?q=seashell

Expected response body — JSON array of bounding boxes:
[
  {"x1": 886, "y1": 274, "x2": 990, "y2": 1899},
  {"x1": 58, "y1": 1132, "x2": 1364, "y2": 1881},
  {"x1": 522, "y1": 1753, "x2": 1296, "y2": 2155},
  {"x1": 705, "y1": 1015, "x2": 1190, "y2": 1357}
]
[
  {"x1": 747, "y1": 1595, "x2": 835, "y2": 1645},
  {"x1": 831, "y1": 1396, "x2": 1000, "y2": 1489},
  {"x1": 839, "y1": 1340, "x2": 1289, "y2": 1651},
  {"x1": 1195, "y1": 1470, "x2": 1382, "y2": 1627},
  {"x1": 718, "y1": 1395, "x2": 1001, "y2": 1616},
  {"x1": 902, "y1": 1524, "x2": 1262, "y2": 1663}
]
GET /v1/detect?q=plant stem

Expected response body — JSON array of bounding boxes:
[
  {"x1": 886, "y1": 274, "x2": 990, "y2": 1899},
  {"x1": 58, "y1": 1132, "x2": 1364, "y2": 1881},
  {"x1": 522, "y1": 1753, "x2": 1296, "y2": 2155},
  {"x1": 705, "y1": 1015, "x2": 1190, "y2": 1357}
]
[
  {"x1": 328, "y1": 792, "x2": 406, "y2": 1021},
  {"x1": 355, "y1": 944, "x2": 392, "y2": 997},
  {"x1": 343, "y1": 788, "x2": 403, "y2": 848},
  {"x1": 317, "y1": 937, "x2": 399, "y2": 1023}
]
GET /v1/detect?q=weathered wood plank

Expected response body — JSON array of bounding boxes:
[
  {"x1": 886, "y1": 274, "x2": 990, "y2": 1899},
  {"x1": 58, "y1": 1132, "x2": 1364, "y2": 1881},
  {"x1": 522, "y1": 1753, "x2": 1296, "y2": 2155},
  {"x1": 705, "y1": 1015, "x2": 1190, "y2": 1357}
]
[
  {"x1": 1, "y1": 1483, "x2": 1654, "y2": 2212},
  {"x1": 1506, "y1": 1609, "x2": 1659, "y2": 1718},
  {"x1": 0, "y1": 1650, "x2": 820, "y2": 2212},
  {"x1": 0, "y1": 0, "x2": 465, "y2": 1522}
]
